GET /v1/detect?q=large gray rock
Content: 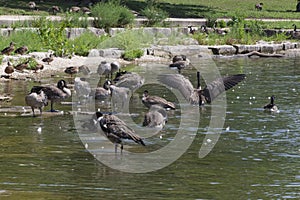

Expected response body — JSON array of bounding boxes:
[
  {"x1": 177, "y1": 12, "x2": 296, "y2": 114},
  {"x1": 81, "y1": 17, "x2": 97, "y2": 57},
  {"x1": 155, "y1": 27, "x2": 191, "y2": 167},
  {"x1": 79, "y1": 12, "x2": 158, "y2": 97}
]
[
  {"x1": 233, "y1": 44, "x2": 261, "y2": 54},
  {"x1": 98, "y1": 48, "x2": 124, "y2": 58},
  {"x1": 208, "y1": 45, "x2": 236, "y2": 55}
]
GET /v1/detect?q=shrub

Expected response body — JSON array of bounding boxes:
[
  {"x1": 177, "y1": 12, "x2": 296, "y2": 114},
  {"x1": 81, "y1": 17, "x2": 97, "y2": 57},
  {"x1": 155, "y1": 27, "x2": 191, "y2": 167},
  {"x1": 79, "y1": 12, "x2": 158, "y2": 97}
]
[
  {"x1": 141, "y1": 6, "x2": 168, "y2": 27},
  {"x1": 122, "y1": 49, "x2": 144, "y2": 60},
  {"x1": 91, "y1": 1, "x2": 134, "y2": 30}
]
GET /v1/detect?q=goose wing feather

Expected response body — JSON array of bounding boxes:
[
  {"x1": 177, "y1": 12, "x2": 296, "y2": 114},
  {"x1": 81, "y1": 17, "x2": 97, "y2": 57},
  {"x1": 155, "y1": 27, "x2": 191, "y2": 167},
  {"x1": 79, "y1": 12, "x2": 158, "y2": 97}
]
[
  {"x1": 202, "y1": 74, "x2": 246, "y2": 103},
  {"x1": 158, "y1": 74, "x2": 194, "y2": 102}
]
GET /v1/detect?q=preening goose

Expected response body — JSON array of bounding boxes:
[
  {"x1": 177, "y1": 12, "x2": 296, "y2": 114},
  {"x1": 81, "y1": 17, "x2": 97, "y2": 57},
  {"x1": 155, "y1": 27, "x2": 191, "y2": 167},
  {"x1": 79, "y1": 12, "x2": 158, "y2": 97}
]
[
  {"x1": 142, "y1": 90, "x2": 176, "y2": 110},
  {"x1": 114, "y1": 72, "x2": 144, "y2": 91},
  {"x1": 143, "y1": 105, "x2": 168, "y2": 128},
  {"x1": 25, "y1": 90, "x2": 48, "y2": 117},
  {"x1": 158, "y1": 72, "x2": 246, "y2": 106},
  {"x1": 31, "y1": 80, "x2": 71, "y2": 112},
  {"x1": 95, "y1": 112, "x2": 145, "y2": 153}
]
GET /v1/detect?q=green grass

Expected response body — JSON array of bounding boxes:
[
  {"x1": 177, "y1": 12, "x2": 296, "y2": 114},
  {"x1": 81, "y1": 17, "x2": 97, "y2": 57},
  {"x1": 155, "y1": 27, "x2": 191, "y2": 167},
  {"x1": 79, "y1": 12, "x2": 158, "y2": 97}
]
[
  {"x1": 127, "y1": 0, "x2": 300, "y2": 19},
  {"x1": 2, "y1": 0, "x2": 300, "y2": 19}
]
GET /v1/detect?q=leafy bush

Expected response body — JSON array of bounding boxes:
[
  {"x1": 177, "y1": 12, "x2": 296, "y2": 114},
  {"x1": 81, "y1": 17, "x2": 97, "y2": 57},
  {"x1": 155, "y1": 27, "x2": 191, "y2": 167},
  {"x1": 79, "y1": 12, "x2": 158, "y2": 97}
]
[
  {"x1": 91, "y1": 1, "x2": 134, "y2": 30},
  {"x1": 69, "y1": 32, "x2": 109, "y2": 56},
  {"x1": 141, "y1": 6, "x2": 168, "y2": 27},
  {"x1": 122, "y1": 49, "x2": 144, "y2": 60}
]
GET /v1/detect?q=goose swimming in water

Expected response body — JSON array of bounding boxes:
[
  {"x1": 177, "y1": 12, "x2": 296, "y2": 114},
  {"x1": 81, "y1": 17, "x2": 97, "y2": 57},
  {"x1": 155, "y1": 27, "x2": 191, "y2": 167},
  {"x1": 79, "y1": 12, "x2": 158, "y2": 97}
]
[
  {"x1": 263, "y1": 95, "x2": 279, "y2": 112},
  {"x1": 158, "y1": 72, "x2": 246, "y2": 106},
  {"x1": 31, "y1": 80, "x2": 71, "y2": 112},
  {"x1": 169, "y1": 55, "x2": 190, "y2": 73},
  {"x1": 95, "y1": 112, "x2": 145, "y2": 153},
  {"x1": 142, "y1": 90, "x2": 176, "y2": 110},
  {"x1": 25, "y1": 89, "x2": 48, "y2": 117},
  {"x1": 93, "y1": 80, "x2": 112, "y2": 100}
]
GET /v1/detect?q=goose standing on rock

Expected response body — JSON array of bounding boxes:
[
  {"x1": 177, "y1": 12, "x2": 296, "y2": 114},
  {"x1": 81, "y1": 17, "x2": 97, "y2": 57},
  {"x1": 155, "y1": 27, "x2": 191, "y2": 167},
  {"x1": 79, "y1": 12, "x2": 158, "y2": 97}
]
[
  {"x1": 1, "y1": 42, "x2": 15, "y2": 55},
  {"x1": 158, "y1": 72, "x2": 246, "y2": 106},
  {"x1": 4, "y1": 62, "x2": 14, "y2": 76},
  {"x1": 25, "y1": 90, "x2": 48, "y2": 117},
  {"x1": 15, "y1": 60, "x2": 30, "y2": 72},
  {"x1": 42, "y1": 54, "x2": 54, "y2": 65},
  {"x1": 263, "y1": 95, "x2": 279, "y2": 112},
  {"x1": 142, "y1": 90, "x2": 176, "y2": 110},
  {"x1": 96, "y1": 112, "x2": 145, "y2": 153},
  {"x1": 31, "y1": 80, "x2": 71, "y2": 112}
]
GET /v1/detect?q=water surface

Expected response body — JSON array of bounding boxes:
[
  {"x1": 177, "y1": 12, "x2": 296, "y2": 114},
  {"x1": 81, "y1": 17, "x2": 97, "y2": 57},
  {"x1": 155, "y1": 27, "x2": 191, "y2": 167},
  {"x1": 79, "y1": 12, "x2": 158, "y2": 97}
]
[{"x1": 0, "y1": 56, "x2": 299, "y2": 199}]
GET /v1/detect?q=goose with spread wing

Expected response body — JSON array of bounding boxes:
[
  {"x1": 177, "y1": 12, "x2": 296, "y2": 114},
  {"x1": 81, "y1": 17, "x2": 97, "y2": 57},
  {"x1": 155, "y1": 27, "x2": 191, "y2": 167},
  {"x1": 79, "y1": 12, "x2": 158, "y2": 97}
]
[{"x1": 158, "y1": 72, "x2": 246, "y2": 106}]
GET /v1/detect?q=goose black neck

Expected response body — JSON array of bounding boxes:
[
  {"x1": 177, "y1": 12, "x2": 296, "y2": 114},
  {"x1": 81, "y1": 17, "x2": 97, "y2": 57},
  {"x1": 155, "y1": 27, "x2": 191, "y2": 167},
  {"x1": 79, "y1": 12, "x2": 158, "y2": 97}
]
[{"x1": 197, "y1": 71, "x2": 200, "y2": 89}]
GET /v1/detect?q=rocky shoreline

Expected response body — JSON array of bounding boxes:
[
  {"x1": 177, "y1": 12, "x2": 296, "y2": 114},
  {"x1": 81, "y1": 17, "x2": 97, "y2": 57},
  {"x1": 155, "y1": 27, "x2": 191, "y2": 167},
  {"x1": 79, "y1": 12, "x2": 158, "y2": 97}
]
[{"x1": 2, "y1": 40, "x2": 300, "y2": 81}]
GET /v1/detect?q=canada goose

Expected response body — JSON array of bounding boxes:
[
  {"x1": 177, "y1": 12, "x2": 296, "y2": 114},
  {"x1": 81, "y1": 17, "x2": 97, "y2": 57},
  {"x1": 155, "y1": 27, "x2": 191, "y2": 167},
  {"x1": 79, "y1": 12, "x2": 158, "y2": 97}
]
[
  {"x1": 33, "y1": 63, "x2": 44, "y2": 73},
  {"x1": 158, "y1": 72, "x2": 246, "y2": 106},
  {"x1": 4, "y1": 62, "x2": 14, "y2": 76},
  {"x1": 28, "y1": 1, "x2": 38, "y2": 11},
  {"x1": 15, "y1": 60, "x2": 30, "y2": 72},
  {"x1": 1, "y1": 42, "x2": 15, "y2": 55},
  {"x1": 93, "y1": 80, "x2": 112, "y2": 100},
  {"x1": 14, "y1": 46, "x2": 28, "y2": 55},
  {"x1": 70, "y1": 6, "x2": 81, "y2": 13},
  {"x1": 97, "y1": 61, "x2": 120, "y2": 79},
  {"x1": 255, "y1": 3, "x2": 263, "y2": 11},
  {"x1": 25, "y1": 90, "x2": 48, "y2": 117},
  {"x1": 95, "y1": 112, "x2": 145, "y2": 153},
  {"x1": 74, "y1": 77, "x2": 91, "y2": 100},
  {"x1": 169, "y1": 55, "x2": 190, "y2": 73},
  {"x1": 42, "y1": 54, "x2": 54, "y2": 65},
  {"x1": 291, "y1": 24, "x2": 300, "y2": 39},
  {"x1": 51, "y1": 6, "x2": 60, "y2": 15},
  {"x1": 113, "y1": 70, "x2": 128, "y2": 82},
  {"x1": 143, "y1": 105, "x2": 167, "y2": 128},
  {"x1": 263, "y1": 95, "x2": 279, "y2": 112},
  {"x1": 142, "y1": 90, "x2": 176, "y2": 110},
  {"x1": 81, "y1": 7, "x2": 91, "y2": 14},
  {"x1": 114, "y1": 72, "x2": 144, "y2": 91},
  {"x1": 31, "y1": 80, "x2": 71, "y2": 112}
]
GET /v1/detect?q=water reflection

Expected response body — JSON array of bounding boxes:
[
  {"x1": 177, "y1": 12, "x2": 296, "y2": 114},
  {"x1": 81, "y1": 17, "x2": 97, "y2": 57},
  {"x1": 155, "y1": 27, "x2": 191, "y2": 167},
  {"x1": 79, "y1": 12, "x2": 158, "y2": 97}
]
[{"x1": 0, "y1": 57, "x2": 299, "y2": 199}]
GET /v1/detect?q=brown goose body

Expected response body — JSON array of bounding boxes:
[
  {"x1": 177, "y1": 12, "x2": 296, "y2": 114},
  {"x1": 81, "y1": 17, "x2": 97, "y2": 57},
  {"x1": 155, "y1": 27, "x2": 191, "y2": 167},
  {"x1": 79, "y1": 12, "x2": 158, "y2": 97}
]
[
  {"x1": 42, "y1": 54, "x2": 54, "y2": 65},
  {"x1": 15, "y1": 60, "x2": 29, "y2": 72},
  {"x1": 31, "y1": 80, "x2": 71, "y2": 112},
  {"x1": 96, "y1": 112, "x2": 145, "y2": 153},
  {"x1": 4, "y1": 62, "x2": 14, "y2": 75},
  {"x1": 142, "y1": 90, "x2": 176, "y2": 110},
  {"x1": 14, "y1": 46, "x2": 28, "y2": 55},
  {"x1": 158, "y1": 72, "x2": 246, "y2": 106},
  {"x1": 25, "y1": 90, "x2": 48, "y2": 117},
  {"x1": 1, "y1": 42, "x2": 15, "y2": 55}
]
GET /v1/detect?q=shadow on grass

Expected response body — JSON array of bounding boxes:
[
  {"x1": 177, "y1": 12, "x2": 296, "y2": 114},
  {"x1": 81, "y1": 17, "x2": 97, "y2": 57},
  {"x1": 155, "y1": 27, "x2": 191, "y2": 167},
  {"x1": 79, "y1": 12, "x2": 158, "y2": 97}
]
[{"x1": 125, "y1": 1, "x2": 223, "y2": 18}]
